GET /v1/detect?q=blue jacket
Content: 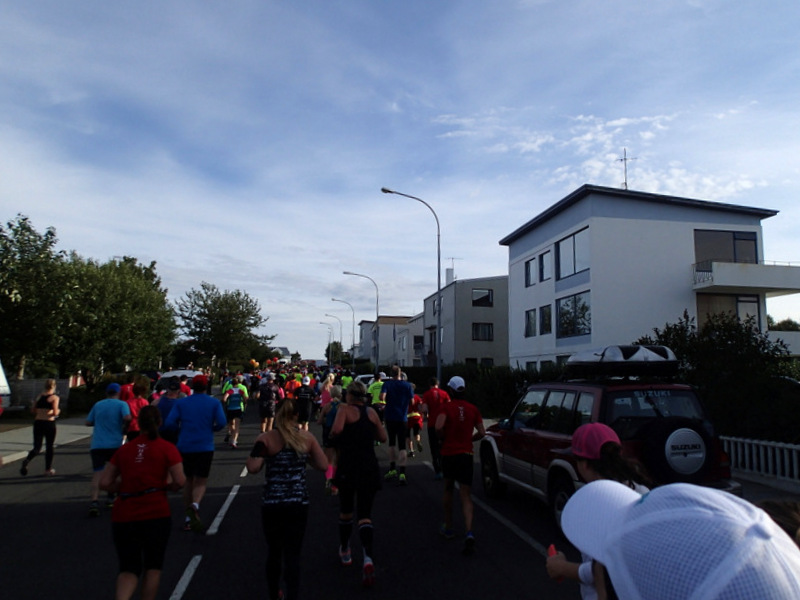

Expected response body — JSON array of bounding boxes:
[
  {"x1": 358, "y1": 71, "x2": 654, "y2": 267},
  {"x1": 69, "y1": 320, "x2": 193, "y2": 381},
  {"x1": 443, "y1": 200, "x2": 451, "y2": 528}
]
[{"x1": 164, "y1": 393, "x2": 227, "y2": 453}]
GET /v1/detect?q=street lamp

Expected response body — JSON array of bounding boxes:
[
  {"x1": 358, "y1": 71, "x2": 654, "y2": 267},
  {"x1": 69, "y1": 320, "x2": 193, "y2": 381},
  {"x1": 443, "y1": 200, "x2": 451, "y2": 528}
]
[
  {"x1": 343, "y1": 271, "x2": 380, "y2": 371},
  {"x1": 381, "y1": 187, "x2": 442, "y2": 382},
  {"x1": 319, "y1": 322, "x2": 333, "y2": 366},
  {"x1": 324, "y1": 313, "x2": 343, "y2": 365},
  {"x1": 332, "y1": 297, "x2": 356, "y2": 372}
]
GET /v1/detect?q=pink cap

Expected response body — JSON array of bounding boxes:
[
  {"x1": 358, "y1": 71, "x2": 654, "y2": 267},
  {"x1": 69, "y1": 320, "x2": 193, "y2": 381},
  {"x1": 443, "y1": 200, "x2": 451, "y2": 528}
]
[{"x1": 570, "y1": 423, "x2": 620, "y2": 460}]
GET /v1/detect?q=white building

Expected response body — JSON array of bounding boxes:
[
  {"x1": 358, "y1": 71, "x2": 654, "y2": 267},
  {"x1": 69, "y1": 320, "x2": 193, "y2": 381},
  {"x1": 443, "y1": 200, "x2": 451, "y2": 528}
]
[
  {"x1": 422, "y1": 273, "x2": 509, "y2": 367},
  {"x1": 499, "y1": 184, "x2": 800, "y2": 370},
  {"x1": 355, "y1": 316, "x2": 414, "y2": 369}
]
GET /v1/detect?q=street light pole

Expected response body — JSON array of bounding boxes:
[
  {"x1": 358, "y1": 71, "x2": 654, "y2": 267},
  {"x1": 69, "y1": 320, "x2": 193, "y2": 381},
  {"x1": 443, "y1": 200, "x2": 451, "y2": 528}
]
[
  {"x1": 319, "y1": 322, "x2": 333, "y2": 366},
  {"x1": 324, "y1": 313, "x2": 343, "y2": 365},
  {"x1": 343, "y1": 271, "x2": 380, "y2": 371},
  {"x1": 332, "y1": 297, "x2": 356, "y2": 372},
  {"x1": 381, "y1": 187, "x2": 442, "y2": 382}
]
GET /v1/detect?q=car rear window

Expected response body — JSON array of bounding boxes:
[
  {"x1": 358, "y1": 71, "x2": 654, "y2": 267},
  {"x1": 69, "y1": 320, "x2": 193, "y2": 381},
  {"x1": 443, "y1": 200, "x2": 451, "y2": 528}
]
[{"x1": 606, "y1": 389, "x2": 704, "y2": 432}]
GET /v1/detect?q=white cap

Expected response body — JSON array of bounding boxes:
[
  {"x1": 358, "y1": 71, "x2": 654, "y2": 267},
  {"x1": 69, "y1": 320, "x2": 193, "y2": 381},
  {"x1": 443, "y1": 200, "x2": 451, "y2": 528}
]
[
  {"x1": 447, "y1": 376, "x2": 466, "y2": 392},
  {"x1": 302, "y1": 376, "x2": 310, "y2": 384},
  {"x1": 562, "y1": 480, "x2": 800, "y2": 599}
]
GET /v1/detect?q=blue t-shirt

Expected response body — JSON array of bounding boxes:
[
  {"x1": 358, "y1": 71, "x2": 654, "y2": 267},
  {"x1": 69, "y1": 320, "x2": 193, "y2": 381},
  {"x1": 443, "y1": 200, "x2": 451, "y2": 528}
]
[
  {"x1": 87, "y1": 398, "x2": 131, "y2": 450},
  {"x1": 381, "y1": 379, "x2": 413, "y2": 422},
  {"x1": 164, "y1": 392, "x2": 227, "y2": 453}
]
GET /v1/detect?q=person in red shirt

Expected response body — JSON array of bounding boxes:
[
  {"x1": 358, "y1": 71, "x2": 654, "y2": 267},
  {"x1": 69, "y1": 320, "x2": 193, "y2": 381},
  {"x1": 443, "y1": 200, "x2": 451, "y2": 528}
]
[
  {"x1": 124, "y1": 381, "x2": 151, "y2": 442},
  {"x1": 100, "y1": 405, "x2": 186, "y2": 600},
  {"x1": 421, "y1": 377, "x2": 450, "y2": 479},
  {"x1": 435, "y1": 376, "x2": 485, "y2": 556},
  {"x1": 119, "y1": 373, "x2": 136, "y2": 403},
  {"x1": 406, "y1": 386, "x2": 424, "y2": 458}
]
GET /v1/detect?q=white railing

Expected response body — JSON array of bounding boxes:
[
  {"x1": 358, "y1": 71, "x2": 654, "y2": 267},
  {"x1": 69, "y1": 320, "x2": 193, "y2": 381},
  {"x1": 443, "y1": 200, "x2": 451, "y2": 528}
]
[{"x1": 721, "y1": 436, "x2": 800, "y2": 485}]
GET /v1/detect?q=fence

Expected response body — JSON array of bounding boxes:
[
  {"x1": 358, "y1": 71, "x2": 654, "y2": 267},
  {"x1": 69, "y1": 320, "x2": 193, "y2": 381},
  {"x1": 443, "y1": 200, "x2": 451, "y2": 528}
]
[{"x1": 721, "y1": 435, "x2": 800, "y2": 489}]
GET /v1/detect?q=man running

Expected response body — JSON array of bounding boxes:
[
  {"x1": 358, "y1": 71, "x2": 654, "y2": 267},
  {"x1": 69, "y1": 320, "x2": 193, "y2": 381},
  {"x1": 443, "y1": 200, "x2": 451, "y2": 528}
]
[
  {"x1": 380, "y1": 366, "x2": 413, "y2": 485},
  {"x1": 223, "y1": 376, "x2": 248, "y2": 448},
  {"x1": 294, "y1": 376, "x2": 317, "y2": 431},
  {"x1": 422, "y1": 377, "x2": 450, "y2": 480},
  {"x1": 164, "y1": 374, "x2": 227, "y2": 533},
  {"x1": 435, "y1": 376, "x2": 485, "y2": 555},
  {"x1": 257, "y1": 372, "x2": 283, "y2": 433}
]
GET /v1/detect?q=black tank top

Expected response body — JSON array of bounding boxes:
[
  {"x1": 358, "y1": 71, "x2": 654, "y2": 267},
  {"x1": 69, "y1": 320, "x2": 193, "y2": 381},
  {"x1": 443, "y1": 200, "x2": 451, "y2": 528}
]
[
  {"x1": 35, "y1": 394, "x2": 53, "y2": 410},
  {"x1": 336, "y1": 403, "x2": 379, "y2": 476}
]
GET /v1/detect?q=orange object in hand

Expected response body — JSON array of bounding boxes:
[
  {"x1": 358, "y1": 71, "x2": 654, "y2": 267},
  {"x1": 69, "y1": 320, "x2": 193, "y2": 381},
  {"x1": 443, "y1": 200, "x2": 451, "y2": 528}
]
[{"x1": 547, "y1": 544, "x2": 563, "y2": 583}]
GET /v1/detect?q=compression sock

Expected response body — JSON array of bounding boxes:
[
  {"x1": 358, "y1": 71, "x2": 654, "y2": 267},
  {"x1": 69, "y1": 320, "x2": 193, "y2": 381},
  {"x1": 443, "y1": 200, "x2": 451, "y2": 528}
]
[
  {"x1": 339, "y1": 518, "x2": 353, "y2": 549},
  {"x1": 359, "y1": 522, "x2": 374, "y2": 559}
]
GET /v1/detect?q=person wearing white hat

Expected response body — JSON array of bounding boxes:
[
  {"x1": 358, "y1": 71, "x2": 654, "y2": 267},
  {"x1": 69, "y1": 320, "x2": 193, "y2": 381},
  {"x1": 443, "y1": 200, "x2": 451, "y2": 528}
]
[
  {"x1": 562, "y1": 479, "x2": 800, "y2": 599},
  {"x1": 435, "y1": 376, "x2": 485, "y2": 555}
]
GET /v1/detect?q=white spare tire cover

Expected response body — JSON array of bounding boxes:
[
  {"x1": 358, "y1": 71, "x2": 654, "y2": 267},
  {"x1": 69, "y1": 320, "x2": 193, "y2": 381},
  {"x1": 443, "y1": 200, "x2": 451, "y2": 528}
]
[{"x1": 664, "y1": 427, "x2": 706, "y2": 475}]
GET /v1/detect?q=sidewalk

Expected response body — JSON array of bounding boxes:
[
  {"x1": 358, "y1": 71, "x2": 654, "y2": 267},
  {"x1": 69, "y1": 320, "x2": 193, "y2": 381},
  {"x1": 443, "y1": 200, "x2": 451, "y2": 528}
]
[{"x1": 0, "y1": 417, "x2": 90, "y2": 467}]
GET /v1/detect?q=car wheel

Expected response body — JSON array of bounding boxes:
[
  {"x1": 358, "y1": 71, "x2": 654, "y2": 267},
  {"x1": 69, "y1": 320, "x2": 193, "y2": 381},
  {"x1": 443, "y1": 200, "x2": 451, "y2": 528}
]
[
  {"x1": 641, "y1": 417, "x2": 713, "y2": 484},
  {"x1": 480, "y1": 447, "x2": 506, "y2": 498},
  {"x1": 549, "y1": 476, "x2": 575, "y2": 533}
]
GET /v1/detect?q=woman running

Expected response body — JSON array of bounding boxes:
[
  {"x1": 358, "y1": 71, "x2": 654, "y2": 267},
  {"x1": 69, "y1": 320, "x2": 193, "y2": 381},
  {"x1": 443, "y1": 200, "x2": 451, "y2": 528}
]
[
  {"x1": 330, "y1": 380, "x2": 387, "y2": 587},
  {"x1": 247, "y1": 399, "x2": 327, "y2": 600},
  {"x1": 123, "y1": 380, "x2": 151, "y2": 442},
  {"x1": 20, "y1": 378, "x2": 60, "y2": 476},
  {"x1": 317, "y1": 384, "x2": 343, "y2": 495},
  {"x1": 100, "y1": 405, "x2": 186, "y2": 600}
]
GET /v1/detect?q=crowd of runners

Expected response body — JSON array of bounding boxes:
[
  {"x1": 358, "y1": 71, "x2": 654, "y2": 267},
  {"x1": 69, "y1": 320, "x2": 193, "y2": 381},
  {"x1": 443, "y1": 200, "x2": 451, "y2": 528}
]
[{"x1": 29, "y1": 364, "x2": 483, "y2": 600}]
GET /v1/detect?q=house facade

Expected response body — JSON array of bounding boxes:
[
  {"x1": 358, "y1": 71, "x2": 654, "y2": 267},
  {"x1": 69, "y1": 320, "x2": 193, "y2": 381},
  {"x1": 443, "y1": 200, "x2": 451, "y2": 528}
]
[
  {"x1": 499, "y1": 184, "x2": 800, "y2": 370},
  {"x1": 422, "y1": 274, "x2": 509, "y2": 367},
  {"x1": 355, "y1": 316, "x2": 414, "y2": 369}
]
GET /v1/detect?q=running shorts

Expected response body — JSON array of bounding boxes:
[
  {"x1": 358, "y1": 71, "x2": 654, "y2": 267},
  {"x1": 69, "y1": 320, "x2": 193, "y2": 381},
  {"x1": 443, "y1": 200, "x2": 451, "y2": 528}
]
[
  {"x1": 181, "y1": 451, "x2": 214, "y2": 478},
  {"x1": 442, "y1": 453, "x2": 474, "y2": 487}
]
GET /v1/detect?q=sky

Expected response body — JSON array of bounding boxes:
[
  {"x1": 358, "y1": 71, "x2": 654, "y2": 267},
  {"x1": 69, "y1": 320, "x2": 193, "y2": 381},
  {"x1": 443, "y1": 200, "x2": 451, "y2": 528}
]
[{"x1": 2, "y1": 1, "x2": 800, "y2": 361}]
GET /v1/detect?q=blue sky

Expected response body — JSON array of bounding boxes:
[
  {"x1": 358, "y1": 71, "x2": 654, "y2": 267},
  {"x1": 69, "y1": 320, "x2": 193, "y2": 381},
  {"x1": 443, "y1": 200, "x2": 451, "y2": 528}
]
[{"x1": 2, "y1": 1, "x2": 799, "y2": 361}]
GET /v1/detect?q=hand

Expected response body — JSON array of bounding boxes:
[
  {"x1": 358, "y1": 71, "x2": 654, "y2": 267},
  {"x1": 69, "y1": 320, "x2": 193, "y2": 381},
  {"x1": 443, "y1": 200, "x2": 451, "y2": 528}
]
[{"x1": 546, "y1": 551, "x2": 568, "y2": 580}]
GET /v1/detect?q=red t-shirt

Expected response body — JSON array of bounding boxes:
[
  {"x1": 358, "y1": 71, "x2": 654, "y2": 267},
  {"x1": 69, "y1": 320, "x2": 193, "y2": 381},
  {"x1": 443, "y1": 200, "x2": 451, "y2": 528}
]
[
  {"x1": 110, "y1": 437, "x2": 182, "y2": 522},
  {"x1": 407, "y1": 394, "x2": 424, "y2": 428},
  {"x1": 124, "y1": 397, "x2": 150, "y2": 432},
  {"x1": 119, "y1": 383, "x2": 135, "y2": 402},
  {"x1": 422, "y1": 387, "x2": 451, "y2": 425},
  {"x1": 439, "y1": 400, "x2": 483, "y2": 456}
]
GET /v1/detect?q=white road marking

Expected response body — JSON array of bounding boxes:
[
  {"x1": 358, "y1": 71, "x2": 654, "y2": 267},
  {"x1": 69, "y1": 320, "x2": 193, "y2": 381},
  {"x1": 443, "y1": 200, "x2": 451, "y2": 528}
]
[
  {"x1": 240, "y1": 466, "x2": 248, "y2": 477},
  {"x1": 169, "y1": 554, "x2": 202, "y2": 600},
  {"x1": 205, "y1": 484, "x2": 240, "y2": 535}
]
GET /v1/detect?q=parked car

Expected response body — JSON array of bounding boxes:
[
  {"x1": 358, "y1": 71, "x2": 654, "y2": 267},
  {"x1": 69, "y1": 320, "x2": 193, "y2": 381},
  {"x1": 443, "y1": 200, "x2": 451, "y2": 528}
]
[
  {"x1": 153, "y1": 369, "x2": 205, "y2": 393},
  {"x1": 480, "y1": 345, "x2": 741, "y2": 531}
]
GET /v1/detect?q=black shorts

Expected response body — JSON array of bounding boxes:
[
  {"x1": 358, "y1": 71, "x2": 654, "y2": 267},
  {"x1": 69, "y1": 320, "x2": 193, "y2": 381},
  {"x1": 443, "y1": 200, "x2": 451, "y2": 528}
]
[
  {"x1": 385, "y1": 420, "x2": 408, "y2": 449},
  {"x1": 112, "y1": 517, "x2": 172, "y2": 575},
  {"x1": 296, "y1": 400, "x2": 312, "y2": 424},
  {"x1": 258, "y1": 402, "x2": 275, "y2": 419},
  {"x1": 181, "y1": 451, "x2": 214, "y2": 479},
  {"x1": 442, "y1": 453, "x2": 475, "y2": 487},
  {"x1": 91, "y1": 448, "x2": 119, "y2": 472},
  {"x1": 226, "y1": 409, "x2": 243, "y2": 421}
]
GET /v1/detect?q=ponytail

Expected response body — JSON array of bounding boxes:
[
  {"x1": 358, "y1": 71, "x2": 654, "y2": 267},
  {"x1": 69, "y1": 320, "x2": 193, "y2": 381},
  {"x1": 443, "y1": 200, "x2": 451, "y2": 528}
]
[
  {"x1": 275, "y1": 399, "x2": 307, "y2": 454},
  {"x1": 138, "y1": 405, "x2": 162, "y2": 441}
]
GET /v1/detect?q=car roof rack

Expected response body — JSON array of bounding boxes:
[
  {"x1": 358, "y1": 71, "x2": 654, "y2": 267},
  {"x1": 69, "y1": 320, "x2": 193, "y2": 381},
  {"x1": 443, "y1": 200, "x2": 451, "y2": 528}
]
[{"x1": 563, "y1": 345, "x2": 679, "y2": 379}]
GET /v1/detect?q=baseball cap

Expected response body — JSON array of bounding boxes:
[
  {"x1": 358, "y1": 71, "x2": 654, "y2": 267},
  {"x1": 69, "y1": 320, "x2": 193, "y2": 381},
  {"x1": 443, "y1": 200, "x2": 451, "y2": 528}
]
[
  {"x1": 192, "y1": 374, "x2": 208, "y2": 389},
  {"x1": 563, "y1": 422, "x2": 620, "y2": 460},
  {"x1": 447, "y1": 376, "x2": 466, "y2": 392},
  {"x1": 167, "y1": 377, "x2": 181, "y2": 391},
  {"x1": 562, "y1": 480, "x2": 800, "y2": 599},
  {"x1": 266, "y1": 373, "x2": 275, "y2": 381},
  {"x1": 106, "y1": 382, "x2": 121, "y2": 394},
  {"x1": 302, "y1": 376, "x2": 310, "y2": 384}
]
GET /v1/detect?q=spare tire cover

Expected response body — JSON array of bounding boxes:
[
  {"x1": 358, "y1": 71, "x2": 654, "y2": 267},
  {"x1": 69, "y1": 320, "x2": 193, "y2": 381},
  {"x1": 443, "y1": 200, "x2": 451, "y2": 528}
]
[{"x1": 664, "y1": 427, "x2": 706, "y2": 475}]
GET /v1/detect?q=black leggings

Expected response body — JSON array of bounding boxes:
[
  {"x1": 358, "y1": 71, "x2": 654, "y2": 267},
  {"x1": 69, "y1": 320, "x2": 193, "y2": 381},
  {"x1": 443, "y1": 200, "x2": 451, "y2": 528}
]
[
  {"x1": 26, "y1": 420, "x2": 56, "y2": 470},
  {"x1": 261, "y1": 503, "x2": 309, "y2": 600}
]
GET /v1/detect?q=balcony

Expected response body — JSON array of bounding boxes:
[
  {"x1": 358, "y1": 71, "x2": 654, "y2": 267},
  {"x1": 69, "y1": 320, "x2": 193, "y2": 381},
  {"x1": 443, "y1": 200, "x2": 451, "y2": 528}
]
[{"x1": 693, "y1": 260, "x2": 800, "y2": 298}]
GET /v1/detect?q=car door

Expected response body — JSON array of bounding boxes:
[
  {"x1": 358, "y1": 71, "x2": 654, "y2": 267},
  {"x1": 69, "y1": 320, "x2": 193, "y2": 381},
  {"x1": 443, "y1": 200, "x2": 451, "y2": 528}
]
[
  {"x1": 530, "y1": 389, "x2": 578, "y2": 491},
  {"x1": 501, "y1": 389, "x2": 548, "y2": 485}
]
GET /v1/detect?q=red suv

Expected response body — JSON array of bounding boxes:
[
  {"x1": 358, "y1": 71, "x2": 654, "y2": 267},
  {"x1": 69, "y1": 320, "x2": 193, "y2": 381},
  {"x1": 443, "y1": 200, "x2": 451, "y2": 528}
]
[{"x1": 480, "y1": 345, "x2": 741, "y2": 529}]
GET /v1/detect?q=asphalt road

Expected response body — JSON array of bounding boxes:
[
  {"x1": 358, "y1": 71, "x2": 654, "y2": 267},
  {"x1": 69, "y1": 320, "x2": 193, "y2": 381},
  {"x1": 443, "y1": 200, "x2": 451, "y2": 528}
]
[{"x1": 0, "y1": 415, "x2": 578, "y2": 600}]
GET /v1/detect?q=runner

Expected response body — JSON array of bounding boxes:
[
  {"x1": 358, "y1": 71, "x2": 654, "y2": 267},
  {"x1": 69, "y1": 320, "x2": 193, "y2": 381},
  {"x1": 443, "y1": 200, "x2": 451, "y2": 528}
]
[
  {"x1": 294, "y1": 376, "x2": 316, "y2": 432},
  {"x1": 246, "y1": 399, "x2": 327, "y2": 600},
  {"x1": 123, "y1": 380, "x2": 151, "y2": 442},
  {"x1": 257, "y1": 373, "x2": 283, "y2": 433},
  {"x1": 435, "y1": 376, "x2": 485, "y2": 556},
  {"x1": 151, "y1": 377, "x2": 183, "y2": 444},
  {"x1": 164, "y1": 374, "x2": 227, "y2": 533},
  {"x1": 20, "y1": 378, "x2": 60, "y2": 476},
  {"x1": 317, "y1": 384, "x2": 343, "y2": 495},
  {"x1": 380, "y1": 366, "x2": 413, "y2": 485},
  {"x1": 421, "y1": 377, "x2": 450, "y2": 480},
  {"x1": 367, "y1": 372, "x2": 385, "y2": 426},
  {"x1": 330, "y1": 381, "x2": 387, "y2": 587},
  {"x1": 223, "y1": 377, "x2": 248, "y2": 449},
  {"x1": 86, "y1": 382, "x2": 132, "y2": 516},
  {"x1": 99, "y1": 406, "x2": 186, "y2": 600},
  {"x1": 406, "y1": 384, "x2": 424, "y2": 458}
]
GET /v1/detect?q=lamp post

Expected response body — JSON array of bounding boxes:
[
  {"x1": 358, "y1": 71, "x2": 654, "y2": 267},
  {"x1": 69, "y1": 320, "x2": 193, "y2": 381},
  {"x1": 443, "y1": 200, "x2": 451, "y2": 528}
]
[
  {"x1": 381, "y1": 187, "x2": 442, "y2": 382},
  {"x1": 343, "y1": 271, "x2": 380, "y2": 371},
  {"x1": 332, "y1": 297, "x2": 356, "y2": 372},
  {"x1": 324, "y1": 313, "x2": 343, "y2": 365},
  {"x1": 319, "y1": 322, "x2": 333, "y2": 366}
]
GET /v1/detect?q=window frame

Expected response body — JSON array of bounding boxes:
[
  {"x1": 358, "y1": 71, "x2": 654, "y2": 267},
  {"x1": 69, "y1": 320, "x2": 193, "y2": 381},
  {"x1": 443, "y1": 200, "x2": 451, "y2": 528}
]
[{"x1": 471, "y1": 322, "x2": 494, "y2": 341}]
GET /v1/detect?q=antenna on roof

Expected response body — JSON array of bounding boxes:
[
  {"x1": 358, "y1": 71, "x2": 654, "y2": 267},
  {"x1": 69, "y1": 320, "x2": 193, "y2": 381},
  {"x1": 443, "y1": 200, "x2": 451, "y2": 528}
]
[
  {"x1": 446, "y1": 257, "x2": 462, "y2": 270},
  {"x1": 616, "y1": 148, "x2": 637, "y2": 190}
]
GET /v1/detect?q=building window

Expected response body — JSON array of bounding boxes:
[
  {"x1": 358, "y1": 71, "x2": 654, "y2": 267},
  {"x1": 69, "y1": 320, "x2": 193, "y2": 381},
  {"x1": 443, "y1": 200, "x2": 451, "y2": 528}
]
[
  {"x1": 694, "y1": 230, "x2": 757, "y2": 265},
  {"x1": 556, "y1": 291, "x2": 591, "y2": 338},
  {"x1": 465, "y1": 358, "x2": 478, "y2": 365},
  {"x1": 472, "y1": 288, "x2": 494, "y2": 307},
  {"x1": 525, "y1": 258, "x2": 536, "y2": 287},
  {"x1": 556, "y1": 227, "x2": 590, "y2": 280},
  {"x1": 472, "y1": 322, "x2": 494, "y2": 341},
  {"x1": 480, "y1": 357, "x2": 494, "y2": 367},
  {"x1": 525, "y1": 309, "x2": 537, "y2": 337},
  {"x1": 525, "y1": 361, "x2": 537, "y2": 372},
  {"x1": 539, "y1": 304, "x2": 552, "y2": 335},
  {"x1": 539, "y1": 250, "x2": 552, "y2": 282},
  {"x1": 697, "y1": 294, "x2": 760, "y2": 328}
]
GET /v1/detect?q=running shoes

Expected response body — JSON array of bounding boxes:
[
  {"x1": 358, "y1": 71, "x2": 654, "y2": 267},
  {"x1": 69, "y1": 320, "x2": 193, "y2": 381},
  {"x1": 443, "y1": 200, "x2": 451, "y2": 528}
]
[
  {"x1": 384, "y1": 469, "x2": 398, "y2": 481},
  {"x1": 88, "y1": 501, "x2": 100, "y2": 517},
  {"x1": 362, "y1": 556, "x2": 375, "y2": 587},
  {"x1": 398, "y1": 473, "x2": 408, "y2": 486},
  {"x1": 439, "y1": 524, "x2": 455, "y2": 540},
  {"x1": 186, "y1": 505, "x2": 205, "y2": 533},
  {"x1": 19, "y1": 459, "x2": 29, "y2": 476},
  {"x1": 339, "y1": 546, "x2": 353, "y2": 566},
  {"x1": 463, "y1": 531, "x2": 476, "y2": 556}
]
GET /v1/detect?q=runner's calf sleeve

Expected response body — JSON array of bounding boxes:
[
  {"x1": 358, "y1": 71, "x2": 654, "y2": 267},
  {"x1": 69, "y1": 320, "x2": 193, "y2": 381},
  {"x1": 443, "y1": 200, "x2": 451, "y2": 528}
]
[
  {"x1": 339, "y1": 518, "x2": 353, "y2": 549},
  {"x1": 359, "y1": 523, "x2": 374, "y2": 558}
]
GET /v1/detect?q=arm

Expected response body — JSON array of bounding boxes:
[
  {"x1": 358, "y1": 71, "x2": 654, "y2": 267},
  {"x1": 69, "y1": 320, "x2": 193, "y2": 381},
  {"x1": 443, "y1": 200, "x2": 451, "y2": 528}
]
[
  {"x1": 246, "y1": 432, "x2": 272, "y2": 474},
  {"x1": 545, "y1": 552, "x2": 583, "y2": 582},
  {"x1": 473, "y1": 421, "x2": 486, "y2": 442},
  {"x1": 213, "y1": 401, "x2": 228, "y2": 432},
  {"x1": 305, "y1": 433, "x2": 328, "y2": 471},
  {"x1": 99, "y1": 462, "x2": 120, "y2": 493},
  {"x1": 330, "y1": 404, "x2": 347, "y2": 437},
  {"x1": 368, "y1": 407, "x2": 388, "y2": 443},
  {"x1": 168, "y1": 462, "x2": 186, "y2": 491},
  {"x1": 317, "y1": 402, "x2": 331, "y2": 425},
  {"x1": 51, "y1": 395, "x2": 61, "y2": 418},
  {"x1": 435, "y1": 412, "x2": 446, "y2": 438}
]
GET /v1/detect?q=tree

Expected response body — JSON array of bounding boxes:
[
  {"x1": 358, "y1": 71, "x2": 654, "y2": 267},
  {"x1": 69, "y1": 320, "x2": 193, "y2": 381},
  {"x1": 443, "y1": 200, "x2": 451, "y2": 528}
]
[
  {"x1": 0, "y1": 215, "x2": 67, "y2": 378},
  {"x1": 176, "y1": 282, "x2": 271, "y2": 366},
  {"x1": 768, "y1": 315, "x2": 800, "y2": 332},
  {"x1": 636, "y1": 310, "x2": 795, "y2": 439}
]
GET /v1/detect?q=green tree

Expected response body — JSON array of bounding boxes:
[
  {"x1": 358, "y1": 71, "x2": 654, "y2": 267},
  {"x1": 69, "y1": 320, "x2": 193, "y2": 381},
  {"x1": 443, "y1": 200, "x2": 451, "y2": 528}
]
[
  {"x1": 0, "y1": 215, "x2": 67, "y2": 378},
  {"x1": 768, "y1": 315, "x2": 800, "y2": 332},
  {"x1": 176, "y1": 282, "x2": 271, "y2": 367}
]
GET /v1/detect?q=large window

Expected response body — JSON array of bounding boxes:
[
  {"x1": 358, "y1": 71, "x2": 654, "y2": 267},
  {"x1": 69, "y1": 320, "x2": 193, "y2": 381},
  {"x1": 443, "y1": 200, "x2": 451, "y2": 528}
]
[
  {"x1": 525, "y1": 309, "x2": 537, "y2": 337},
  {"x1": 557, "y1": 291, "x2": 591, "y2": 338},
  {"x1": 539, "y1": 304, "x2": 552, "y2": 335},
  {"x1": 472, "y1": 288, "x2": 494, "y2": 307},
  {"x1": 539, "y1": 250, "x2": 552, "y2": 282},
  {"x1": 694, "y1": 230, "x2": 757, "y2": 264},
  {"x1": 556, "y1": 227, "x2": 590, "y2": 279},
  {"x1": 697, "y1": 294, "x2": 759, "y2": 328},
  {"x1": 472, "y1": 322, "x2": 494, "y2": 341},
  {"x1": 525, "y1": 259, "x2": 536, "y2": 287}
]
